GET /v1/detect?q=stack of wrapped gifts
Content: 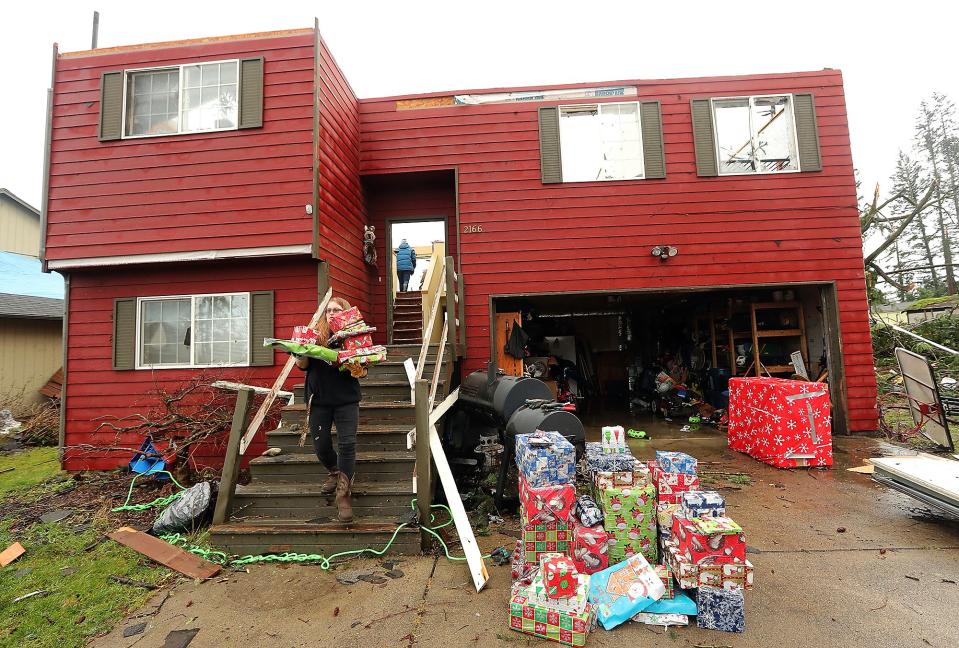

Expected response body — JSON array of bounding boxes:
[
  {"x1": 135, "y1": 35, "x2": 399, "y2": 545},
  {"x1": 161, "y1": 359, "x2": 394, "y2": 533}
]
[
  {"x1": 727, "y1": 376, "x2": 832, "y2": 468},
  {"x1": 510, "y1": 431, "x2": 598, "y2": 646}
]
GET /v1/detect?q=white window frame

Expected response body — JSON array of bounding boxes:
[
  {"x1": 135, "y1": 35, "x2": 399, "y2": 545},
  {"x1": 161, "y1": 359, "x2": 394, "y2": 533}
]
[
  {"x1": 120, "y1": 59, "x2": 240, "y2": 140},
  {"x1": 558, "y1": 100, "x2": 646, "y2": 183},
  {"x1": 135, "y1": 292, "x2": 251, "y2": 370},
  {"x1": 710, "y1": 94, "x2": 802, "y2": 176}
]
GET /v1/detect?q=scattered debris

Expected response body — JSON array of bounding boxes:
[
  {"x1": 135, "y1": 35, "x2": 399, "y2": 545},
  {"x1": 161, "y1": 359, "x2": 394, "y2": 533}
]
[
  {"x1": 384, "y1": 569, "x2": 405, "y2": 579},
  {"x1": 847, "y1": 464, "x2": 875, "y2": 474},
  {"x1": 905, "y1": 575, "x2": 921, "y2": 582},
  {"x1": 0, "y1": 542, "x2": 26, "y2": 567},
  {"x1": 357, "y1": 573, "x2": 388, "y2": 584},
  {"x1": 262, "y1": 447, "x2": 282, "y2": 457},
  {"x1": 333, "y1": 606, "x2": 339, "y2": 617},
  {"x1": 108, "y1": 527, "x2": 221, "y2": 579},
  {"x1": 110, "y1": 575, "x2": 158, "y2": 589},
  {"x1": 123, "y1": 622, "x2": 148, "y2": 637},
  {"x1": 14, "y1": 567, "x2": 33, "y2": 578},
  {"x1": 60, "y1": 567, "x2": 77, "y2": 577},
  {"x1": 335, "y1": 568, "x2": 375, "y2": 585},
  {"x1": 160, "y1": 628, "x2": 199, "y2": 648},
  {"x1": 152, "y1": 482, "x2": 213, "y2": 535},
  {"x1": 836, "y1": 527, "x2": 846, "y2": 533},
  {"x1": 39, "y1": 509, "x2": 73, "y2": 524},
  {"x1": 13, "y1": 590, "x2": 50, "y2": 603},
  {"x1": 0, "y1": 466, "x2": 15, "y2": 475},
  {"x1": 490, "y1": 546, "x2": 511, "y2": 566}
]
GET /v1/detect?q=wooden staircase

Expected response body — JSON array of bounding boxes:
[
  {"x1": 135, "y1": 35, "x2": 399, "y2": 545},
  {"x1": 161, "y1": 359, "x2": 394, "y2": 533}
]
[
  {"x1": 209, "y1": 344, "x2": 446, "y2": 556},
  {"x1": 392, "y1": 291, "x2": 423, "y2": 345}
]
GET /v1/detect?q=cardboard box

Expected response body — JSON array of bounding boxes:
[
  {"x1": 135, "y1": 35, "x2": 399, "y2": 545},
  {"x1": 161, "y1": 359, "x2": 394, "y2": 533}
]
[
  {"x1": 542, "y1": 555, "x2": 580, "y2": 599},
  {"x1": 599, "y1": 484, "x2": 656, "y2": 532},
  {"x1": 509, "y1": 591, "x2": 596, "y2": 647},
  {"x1": 570, "y1": 522, "x2": 609, "y2": 575},
  {"x1": 523, "y1": 520, "x2": 572, "y2": 565},
  {"x1": 608, "y1": 527, "x2": 657, "y2": 565},
  {"x1": 572, "y1": 494, "x2": 604, "y2": 528},
  {"x1": 655, "y1": 451, "x2": 698, "y2": 475},
  {"x1": 516, "y1": 431, "x2": 577, "y2": 487},
  {"x1": 663, "y1": 539, "x2": 754, "y2": 590},
  {"x1": 519, "y1": 477, "x2": 576, "y2": 526},
  {"x1": 601, "y1": 426, "x2": 628, "y2": 453},
  {"x1": 592, "y1": 464, "x2": 652, "y2": 493},
  {"x1": 696, "y1": 586, "x2": 745, "y2": 633},
  {"x1": 653, "y1": 467, "x2": 701, "y2": 505},
  {"x1": 329, "y1": 306, "x2": 363, "y2": 333},
  {"x1": 341, "y1": 333, "x2": 374, "y2": 350},
  {"x1": 584, "y1": 443, "x2": 636, "y2": 472},
  {"x1": 524, "y1": 571, "x2": 592, "y2": 614},
  {"x1": 727, "y1": 376, "x2": 833, "y2": 468},
  {"x1": 672, "y1": 516, "x2": 746, "y2": 565}
]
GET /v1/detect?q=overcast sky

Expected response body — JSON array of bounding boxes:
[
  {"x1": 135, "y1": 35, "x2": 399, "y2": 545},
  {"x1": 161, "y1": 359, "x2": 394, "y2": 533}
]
[{"x1": 2, "y1": 1, "x2": 957, "y2": 211}]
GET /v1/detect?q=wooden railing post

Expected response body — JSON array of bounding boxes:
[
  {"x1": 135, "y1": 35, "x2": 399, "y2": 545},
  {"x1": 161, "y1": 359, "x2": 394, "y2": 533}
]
[
  {"x1": 213, "y1": 387, "x2": 253, "y2": 525},
  {"x1": 444, "y1": 257, "x2": 458, "y2": 361},
  {"x1": 414, "y1": 379, "x2": 432, "y2": 550}
]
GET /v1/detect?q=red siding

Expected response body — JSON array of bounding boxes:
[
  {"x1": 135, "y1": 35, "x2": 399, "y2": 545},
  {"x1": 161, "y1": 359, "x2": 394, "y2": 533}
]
[
  {"x1": 363, "y1": 171, "x2": 457, "y2": 332},
  {"x1": 62, "y1": 257, "x2": 317, "y2": 471},
  {"x1": 316, "y1": 37, "x2": 369, "y2": 314},
  {"x1": 47, "y1": 31, "x2": 315, "y2": 261},
  {"x1": 358, "y1": 70, "x2": 878, "y2": 431}
]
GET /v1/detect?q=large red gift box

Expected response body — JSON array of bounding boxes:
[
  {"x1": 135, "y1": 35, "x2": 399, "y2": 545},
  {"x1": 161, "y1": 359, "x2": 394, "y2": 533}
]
[
  {"x1": 569, "y1": 521, "x2": 609, "y2": 575},
  {"x1": 519, "y1": 476, "x2": 576, "y2": 526},
  {"x1": 727, "y1": 377, "x2": 833, "y2": 468},
  {"x1": 671, "y1": 515, "x2": 746, "y2": 565},
  {"x1": 650, "y1": 464, "x2": 700, "y2": 505}
]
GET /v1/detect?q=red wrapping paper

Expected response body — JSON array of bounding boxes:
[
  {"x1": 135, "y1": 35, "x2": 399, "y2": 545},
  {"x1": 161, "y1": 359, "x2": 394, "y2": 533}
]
[
  {"x1": 570, "y1": 522, "x2": 609, "y2": 575},
  {"x1": 671, "y1": 516, "x2": 746, "y2": 565},
  {"x1": 519, "y1": 476, "x2": 576, "y2": 526},
  {"x1": 727, "y1": 377, "x2": 832, "y2": 468}
]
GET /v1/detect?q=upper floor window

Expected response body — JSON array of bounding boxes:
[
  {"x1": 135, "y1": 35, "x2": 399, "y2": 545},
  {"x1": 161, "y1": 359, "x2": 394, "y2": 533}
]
[
  {"x1": 559, "y1": 102, "x2": 645, "y2": 182},
  {"x1": 137, "y1": 292, "x2": 249, "y2": 368},
  {"x1": 712, "y1": 95, "x2": 799, "y2": 175},
  {"x1": 124, "y1": 60, "x2": 239, "y2": 138}
]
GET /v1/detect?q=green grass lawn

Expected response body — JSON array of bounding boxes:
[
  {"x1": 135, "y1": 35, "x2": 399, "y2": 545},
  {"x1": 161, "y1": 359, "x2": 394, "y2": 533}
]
[{"x1": 0, "y1": 449, "x2": 172, "y2": 648}]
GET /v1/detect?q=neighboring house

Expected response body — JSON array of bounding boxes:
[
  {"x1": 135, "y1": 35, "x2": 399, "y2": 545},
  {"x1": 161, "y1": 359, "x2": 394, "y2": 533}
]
[
  {"x1": 903, "y1": 297, "x2": 959, "y2": 324},
  {"x1": 41, "y1": 27, "x2": 877, "y2": 472},
  {"x1": 0, "y1": 189, "x2": 64, "y2": 411}
]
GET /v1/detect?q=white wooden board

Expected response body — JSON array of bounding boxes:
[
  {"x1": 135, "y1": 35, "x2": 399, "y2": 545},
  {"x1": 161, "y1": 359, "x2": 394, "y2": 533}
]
[{"x1": 870, "y1": 454, "x2": 959, "y2": 507}]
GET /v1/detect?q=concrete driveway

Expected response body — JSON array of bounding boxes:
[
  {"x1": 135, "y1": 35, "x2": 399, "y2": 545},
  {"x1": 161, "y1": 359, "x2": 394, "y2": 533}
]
[{"x1": 93, "y1": 435, "x2": 959, "y2": 648}]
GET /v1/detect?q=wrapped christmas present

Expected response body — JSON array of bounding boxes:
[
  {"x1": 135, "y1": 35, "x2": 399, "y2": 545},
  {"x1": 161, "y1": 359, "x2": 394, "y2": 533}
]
[
  {"x1": 541, "y1": 554, "x2": 580, "y2": 600},
  {"x1": 584, "y1": 443, "x2": 635, "y2": 472},
  {"x1": 508, "y1": 589, "x2": 596, "y2": 647},
  {"x1": 516, "y1": 431, "x2": 576, "y2": 488},
  {"x1": 662, "y1": 538, "x2": 754, "y2": 590},
  {"x1": 601, "y1": 426, "x2": 627, "y2": 454},
  {"x1": 672, "y1": 515, "x2": 746, "y2": 565},
  {"x1": 587, "y1": 553, "x2": 665, "y2": 630},
  {"x1": 679, "y1": 490, "x2": 726, "y2": 519},
  {"x1": 522, "y1": 519, "x2": 572, "y2": 565},
  {"x1": 655, "y1": 451, "x2": 698, "y2": 475},
  {"x1": 696, "y1": 586, "x2": 745, "y2": 633},
  {"x1": 519, "y1": 476, "x2": 576, "y2": 526},
  {"x1": 264, "y1": 338, "x2": 338, "y2": 362},
  {"x1": 328, "y1": 306, "x2": 363, "y2": 332},
  {"x1": 572, "y1": 494, "x2": 604, "y2": 528},
  {"x1": 569, "y1": 522, "x2": 609, "y2": 575}
]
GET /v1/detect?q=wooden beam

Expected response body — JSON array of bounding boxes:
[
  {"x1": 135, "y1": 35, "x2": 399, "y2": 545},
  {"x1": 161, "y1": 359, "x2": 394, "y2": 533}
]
[
  {"x1": 108, "y1": 527, "x2": 221, "y2": 579},
  {"x1": 239, "y1": 288, "x2": 332, "y2": 454},
  {"x1": 429, "y1": 321, "x2": 448, "y2": 410},
  {"x1": 444, "y1": 257, "x2": 458, "y2": 360},
  {"x1": 213, "y1": 388, "x2": 253, "y2": 525},
  {"x1": 414, "y1": 379, "x2": 432, "y2": 551},
  {"x1": 416, "y1": 258, "x2": 445, "y2": 382},
  {"x1": 408, "y1": 387, "x2": 460, "y2": 448}
]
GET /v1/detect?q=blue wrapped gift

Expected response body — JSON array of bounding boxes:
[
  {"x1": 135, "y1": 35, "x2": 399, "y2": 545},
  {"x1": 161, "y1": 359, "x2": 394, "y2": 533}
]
[
  {"x1": 585, "y1": 442, "x2": 636, "y2": 472},
  {"x1": 587, "y1": 553, "x2": 665, "y2": 630},
  {"x1": 643, "y1": 588, "x2": 697, "y2": 616},
  {"x1": 696, "y1": 586, "x2": 745, "y2": 633},
  {"x1": 516, "y1": 431, "x2": 576, "y2": 488},
  {"x1": 655, "y1": 451, "x2": 698, "y2": 475},
  {"x1": 680, "y1": 490, "x2": 726, "y2": 519}
]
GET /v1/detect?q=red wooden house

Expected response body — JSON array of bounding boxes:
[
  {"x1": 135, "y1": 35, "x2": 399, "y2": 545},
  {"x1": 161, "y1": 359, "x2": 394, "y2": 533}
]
[{"x1": 41, "y1": 25, "x2": 875, "y2": 551}]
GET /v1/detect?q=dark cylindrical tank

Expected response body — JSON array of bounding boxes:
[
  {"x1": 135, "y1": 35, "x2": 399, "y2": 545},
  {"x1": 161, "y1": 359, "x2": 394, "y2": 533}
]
[
  {"x1": 504, "y1": 407, "x2": 585, "y2": 449},
  {"x1": 458, "y1": 371, "x2": 552, "y2": 422}
]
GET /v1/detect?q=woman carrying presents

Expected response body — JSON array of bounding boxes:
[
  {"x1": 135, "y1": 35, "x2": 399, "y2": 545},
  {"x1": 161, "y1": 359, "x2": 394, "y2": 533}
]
[{"x1": 294, "y1": 297, "x2": 360, "y2": 523}]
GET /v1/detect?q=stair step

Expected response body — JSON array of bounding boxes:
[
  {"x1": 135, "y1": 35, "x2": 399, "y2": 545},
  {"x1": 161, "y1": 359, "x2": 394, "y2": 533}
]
[
  {"x1": 233, "y1": 483, "x2": 415, "y2": 520},
  {"x1": 209, "y1": 519, "x2": 422, "y2": 556},
  {"x1": 266, "y1": 424, "x2": 411, "y2": 451},
  {"x1": 250, "y1": 450, "x2": 414, "y2": 482},
  {"x1": 282, "y1": 402, "x2": 416, "y2": 427}
]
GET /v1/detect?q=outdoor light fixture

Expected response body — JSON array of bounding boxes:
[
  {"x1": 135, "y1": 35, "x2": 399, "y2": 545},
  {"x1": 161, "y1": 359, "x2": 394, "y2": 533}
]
[{"x1": 651, "y1": 245, "x2": 678, "y2": 261}]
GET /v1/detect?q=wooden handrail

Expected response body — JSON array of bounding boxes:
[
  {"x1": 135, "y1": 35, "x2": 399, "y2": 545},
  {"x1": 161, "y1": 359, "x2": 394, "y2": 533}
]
[
  {"x1": 414, "y1": 256, "x2": 445, "y2": 382},
  {"x1": 444, "y1": 258, "x2": 458, "y2": 361},
  {"x1": 429, "y1": 321, "x2": 448, "y2": 410},
  {"x1": 212, "y1": 387, "x2": 253, "y2": 524},
  {"x1": 239, "y1": 288, "x2": 332, "y2": 454}
]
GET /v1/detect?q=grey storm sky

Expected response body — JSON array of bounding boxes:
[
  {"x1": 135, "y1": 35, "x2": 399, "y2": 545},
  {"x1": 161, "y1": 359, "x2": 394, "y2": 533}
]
[{"x1": 2, "y1": 0, "x2": 957, "y2": 212}]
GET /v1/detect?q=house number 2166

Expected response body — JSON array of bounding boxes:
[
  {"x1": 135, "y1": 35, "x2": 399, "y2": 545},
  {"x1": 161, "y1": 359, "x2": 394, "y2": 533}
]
[{"x1": 462, "y1": 224, "x2": 484, "y2": 234}]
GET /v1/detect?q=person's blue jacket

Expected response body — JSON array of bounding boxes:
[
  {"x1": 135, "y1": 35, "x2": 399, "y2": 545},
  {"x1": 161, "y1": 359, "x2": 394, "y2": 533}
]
[{"x1": 395, "y1": 242, "x2": 416, "y2": 272}]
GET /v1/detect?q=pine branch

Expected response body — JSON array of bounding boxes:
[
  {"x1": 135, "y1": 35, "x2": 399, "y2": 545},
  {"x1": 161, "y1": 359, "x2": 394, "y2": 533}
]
[{"x1": 864, "y1": 182, "x2": 938, "y2": 265}]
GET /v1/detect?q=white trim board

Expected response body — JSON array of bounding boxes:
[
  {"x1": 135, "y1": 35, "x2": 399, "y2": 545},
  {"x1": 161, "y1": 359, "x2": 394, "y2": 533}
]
[
  {"x1": 871, "y1": 454, "x2": 959, "y2": 507},
  {"x1": 46, "y1": 244, "x2": 312, "y2": 269}
]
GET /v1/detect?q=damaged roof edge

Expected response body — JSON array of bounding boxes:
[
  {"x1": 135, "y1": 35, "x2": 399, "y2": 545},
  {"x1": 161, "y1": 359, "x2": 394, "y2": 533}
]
[{"x1": 59, "y1": 27, "x2": 314, "y2": 59}]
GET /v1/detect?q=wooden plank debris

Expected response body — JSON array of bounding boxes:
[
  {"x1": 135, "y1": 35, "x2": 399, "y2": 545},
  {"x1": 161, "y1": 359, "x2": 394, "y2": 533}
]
[
  {"x1": 108, "y1": 527, "x2": 221, "y2": 579},
  {"x1": 0, "y1": 542, "x2": 25, "y2": 567}
]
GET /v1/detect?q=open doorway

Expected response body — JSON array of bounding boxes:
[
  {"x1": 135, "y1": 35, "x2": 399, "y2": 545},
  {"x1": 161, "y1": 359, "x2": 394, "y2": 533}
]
[
  {"x1": 492, "y1": 283, "x2": 848, "y2": 440},
  {"x1": 386, "y1": 219, "x2": 446, "y2": 344}
]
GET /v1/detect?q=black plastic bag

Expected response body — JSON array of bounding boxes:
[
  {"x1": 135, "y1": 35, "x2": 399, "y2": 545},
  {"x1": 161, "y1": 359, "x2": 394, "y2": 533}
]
[{"x1": 151, "y1": 481, "x2": 216, "y2": 535}]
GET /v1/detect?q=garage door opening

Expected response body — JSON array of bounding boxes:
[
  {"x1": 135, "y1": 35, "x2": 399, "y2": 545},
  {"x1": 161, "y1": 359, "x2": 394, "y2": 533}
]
[{"x1": 491, "y1": 284, "x2": 846, "y2": 439}]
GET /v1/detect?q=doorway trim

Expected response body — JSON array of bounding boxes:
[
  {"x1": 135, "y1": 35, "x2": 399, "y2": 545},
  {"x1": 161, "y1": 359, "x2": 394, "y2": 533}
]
[{"x1": 385, "y1": 215, "x2": 450, "y2": 345}]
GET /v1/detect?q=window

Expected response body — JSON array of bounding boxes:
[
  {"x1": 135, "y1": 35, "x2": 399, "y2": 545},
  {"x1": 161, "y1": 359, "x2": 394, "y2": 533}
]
[
  {"x1": 137, "y1": 293, "x2": 249, "y2": 368},
  {"x1": 559, "y1": 102, "x2": 645, "y2": 182},
  {"x1": 712, "y1": 95, "x2": 799, "y2": 175},
  {"x1": 124, "y1": 60, "x2": 239, "y2": 138}
]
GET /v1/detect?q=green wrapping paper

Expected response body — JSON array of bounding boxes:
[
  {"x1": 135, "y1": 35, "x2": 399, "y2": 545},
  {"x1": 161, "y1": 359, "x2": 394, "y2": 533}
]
[{"x1": 263, "y1": 338, "x2": 338, "y2": 362}]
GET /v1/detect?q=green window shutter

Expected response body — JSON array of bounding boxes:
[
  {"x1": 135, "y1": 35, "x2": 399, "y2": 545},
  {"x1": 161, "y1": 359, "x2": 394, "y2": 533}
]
[
  {"x1": 99, "y1": 71, "x2": 124, "y2": 141},
  {"x1": 112, "y1": 298, "x2": 137, "y2": 370},
  {"x1": 690, "y1": 98, "x2": 718, "y2": 177},
  {"x1": 640, "y1": 101, "x2": 666, "y2": 179},
  {"x1": 249, "y1": 291, "x2": 274, "y2": 366},
  {"x1": 538, "y1": 106, "x2": 563, "y2": 184},
  {"x1": 238, "y1": 57, "x2": 264, "y2": 129},
  {"x1": 793, "y1": 93, "x2": 822, "y2": 172}
]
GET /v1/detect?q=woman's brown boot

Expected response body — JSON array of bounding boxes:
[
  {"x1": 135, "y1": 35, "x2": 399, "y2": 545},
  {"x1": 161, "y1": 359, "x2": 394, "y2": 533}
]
[
  {"x1": 335, "y1": 473, "x2": 353, "y2": 523},
  {"x1": 320, "y1": 469, "x2": 340, "y2": 495}
]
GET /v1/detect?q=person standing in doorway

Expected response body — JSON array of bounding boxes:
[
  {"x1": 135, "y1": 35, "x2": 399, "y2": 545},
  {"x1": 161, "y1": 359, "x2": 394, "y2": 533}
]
[
  {"x1": 395, "y1": 238, "x2": 417, "y2": 292},
  {"x1": 294, "y1": 297, "x2": 361, "y2": 523}
]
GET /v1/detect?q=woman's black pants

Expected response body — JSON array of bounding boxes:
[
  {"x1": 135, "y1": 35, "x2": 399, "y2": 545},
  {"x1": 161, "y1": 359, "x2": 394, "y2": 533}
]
[{"x1": 309, "y1": 402, "x2": 358, "y2": 480}]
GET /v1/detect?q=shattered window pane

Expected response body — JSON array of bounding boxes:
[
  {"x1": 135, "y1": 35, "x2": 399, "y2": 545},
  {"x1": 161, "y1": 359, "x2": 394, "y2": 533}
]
[
  {"x1": 713, "y1": 95, "x2": 798, "y2": 175},
  {"x1": 559, "y1": 102, "x2": 645, "y2": 182}
]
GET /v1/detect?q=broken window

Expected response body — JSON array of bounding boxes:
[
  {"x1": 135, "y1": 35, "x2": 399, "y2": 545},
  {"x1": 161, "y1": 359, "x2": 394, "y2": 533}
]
[
  {"x1": 559, "y1": 102, "x2": 645, "y2": 182},
  {"x1": 712, "y1": 95, "x2": 799, "y2": 175},
  {"x1": 137, "y1": 293, "x2": 249, "y2": 368},
  {"x1": 124, "y1": 60, "x2": 239, "y2": 138}
]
